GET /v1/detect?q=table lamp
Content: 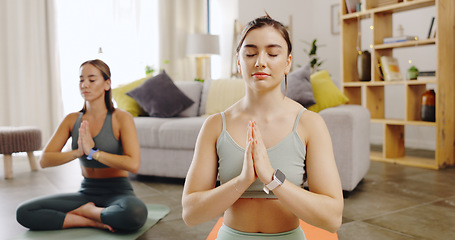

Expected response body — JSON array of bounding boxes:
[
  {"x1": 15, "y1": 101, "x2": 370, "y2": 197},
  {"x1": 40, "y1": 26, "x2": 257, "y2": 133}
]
[{"x1": 186, "y1": 33, "x2": 220, "y2": 81}]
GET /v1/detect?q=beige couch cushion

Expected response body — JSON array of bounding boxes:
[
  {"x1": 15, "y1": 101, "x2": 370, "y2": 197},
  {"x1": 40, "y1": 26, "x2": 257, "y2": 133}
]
[{"x1": 204, "y1": 78, "x2": 245, "y2": 116}]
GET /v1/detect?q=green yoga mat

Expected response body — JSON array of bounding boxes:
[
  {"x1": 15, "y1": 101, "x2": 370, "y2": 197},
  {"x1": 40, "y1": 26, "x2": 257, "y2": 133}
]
[{"x1": 10, "y1": 204, "x2": 170, "y2": 240}]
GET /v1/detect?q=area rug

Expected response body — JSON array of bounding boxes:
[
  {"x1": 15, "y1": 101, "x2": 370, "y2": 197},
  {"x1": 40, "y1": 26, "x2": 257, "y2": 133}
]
[
  {"x1": 10, "y1": 204, "x2": 170, "y2": 240},
  {"x1": 206, "y1": 217, "x2": 338, "y2": 240}
]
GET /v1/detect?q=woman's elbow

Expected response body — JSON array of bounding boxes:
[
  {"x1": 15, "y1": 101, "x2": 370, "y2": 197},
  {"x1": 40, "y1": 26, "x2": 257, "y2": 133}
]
[
  {"x1": 39, "y1": 158, "x2": 50, "y2": 168},
  {"x1": 326, "y1": 214, "x2": 343, "y2": 233},
  {"x1": 326, "y1": 204, "x2": 343, "y2": 233},
  {"x1": 128, "y1": 157, "x2": 141, "y2": 174},
  {"x1": 182, "y1": 210, "x2": 196, "y2": 227}
]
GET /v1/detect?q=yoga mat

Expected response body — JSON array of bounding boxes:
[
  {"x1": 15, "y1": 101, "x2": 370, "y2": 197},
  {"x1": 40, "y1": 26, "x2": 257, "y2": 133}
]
[
  {"x1": 10, "y1": 204, "x2": 170, "y2": 240},
  {"x1": 206, "y1": 217, "x2": 338, "y2": 240}
]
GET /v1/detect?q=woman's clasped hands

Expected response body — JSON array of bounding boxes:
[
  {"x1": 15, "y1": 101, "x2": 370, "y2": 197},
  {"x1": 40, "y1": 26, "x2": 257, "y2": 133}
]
[
  {"x1": 240, "y1": 121, "x2": 276, "y2": 188},
  {"x1": 77, "y1": 120, "x2": 95, "y2": 158}
]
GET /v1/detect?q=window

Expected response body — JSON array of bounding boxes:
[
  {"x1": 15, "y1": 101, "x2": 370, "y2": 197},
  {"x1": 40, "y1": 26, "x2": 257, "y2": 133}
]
[{"x1": 56, "y1": 0, "x2": 158, "y2": 114}]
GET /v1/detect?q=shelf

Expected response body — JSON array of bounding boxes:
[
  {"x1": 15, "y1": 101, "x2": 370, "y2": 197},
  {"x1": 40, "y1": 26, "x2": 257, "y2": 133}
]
[
  {"x1": 341, "y1": 0, "x2": 455, "y2": 169},
  {"x1": 342, "y1": 0, "x2": 435, "y2": 20},
  {"x1": 343, "y1": 79, "x2": 436, "y2": 86},
  {"x1": 370, "y1": 150, "x2": 438, "y2": 169},
  {"x1": 374, "y1": 39, "x2": 436, "y2": 49},
  {"x1": 371, "y1": 118, "x2": 436, "y2": 126}
]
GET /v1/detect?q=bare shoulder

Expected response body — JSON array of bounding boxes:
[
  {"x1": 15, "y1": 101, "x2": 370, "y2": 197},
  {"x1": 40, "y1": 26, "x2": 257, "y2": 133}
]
[
  {"x1": 298, "y1": 109, "x2": 329, "y2": 138},
  {"x1": 202, "y1": 112, "x2": 223, "y2": 133},
  {"x1": 62, "y1": 112, "x2": 81, "y2": 128},
  {"x1": 301, "y1": 109, "x2": 324, "y2": 123},
  {"x1": 112, "y1": 108, "x2": 134, "y2": 123}
]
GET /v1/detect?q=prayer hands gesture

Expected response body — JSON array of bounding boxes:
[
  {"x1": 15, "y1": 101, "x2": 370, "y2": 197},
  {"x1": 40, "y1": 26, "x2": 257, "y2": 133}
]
[
  {"x1": 78, "y1": 120, "x2": 95, "y2": 156},
  {"x1": 241, "y1": 121, "x2": 275, "y2": 186}
]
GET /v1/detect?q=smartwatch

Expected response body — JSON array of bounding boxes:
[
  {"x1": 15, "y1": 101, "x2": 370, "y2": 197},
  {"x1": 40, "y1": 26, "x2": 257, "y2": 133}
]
[
  {"x1": 263, "y1": 169, "x2": 286, "y2": 194},
  {"x1": 87, "y1": 148, "x2": 99, "y2": 160}
]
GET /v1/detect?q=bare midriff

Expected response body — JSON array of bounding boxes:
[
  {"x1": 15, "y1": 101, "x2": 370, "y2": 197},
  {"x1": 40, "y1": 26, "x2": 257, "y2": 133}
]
[
  {"x1": 81, "y1": 167, "x2": 128, "y2": 179},
  {"x1": 224, "y1": 198, "x2": 299, "y2": 233}
]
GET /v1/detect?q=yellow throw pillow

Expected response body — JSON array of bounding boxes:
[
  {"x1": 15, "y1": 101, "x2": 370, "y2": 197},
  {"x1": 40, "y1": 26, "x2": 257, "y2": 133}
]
[
  {"x1": 112, "y1": 77, "x2": 148, "y2": 117},
  {"x1": 204, "y1": 78, "x2": 245, "y2": 116},
  {"x1": 308, "y1": 70, "x2": 349, "y2": 113}
]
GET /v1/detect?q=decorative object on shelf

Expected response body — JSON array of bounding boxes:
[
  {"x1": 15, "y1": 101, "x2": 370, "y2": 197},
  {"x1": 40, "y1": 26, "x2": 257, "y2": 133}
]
[
  {"x1": 379, "y1": 56, "x2": 402, "y2": 81},
  {"x1": 345, "y1": 0, "x2": 358, "y2": 13},
  {"x1": 304, "y1": 39, "x2": 324, "y2": 74},
  {"x1": 420, "y1": 89, "x2": 435, "y2": 122},
  {"x1": 331, "y1": 4, "x2": 341, "y2": 35},
  {"x1": 357, "y1": 50, "x2": 371, "y2": 81},
  {"x1": 406, "y1": 66, "x2": 419, "y2": 80}
]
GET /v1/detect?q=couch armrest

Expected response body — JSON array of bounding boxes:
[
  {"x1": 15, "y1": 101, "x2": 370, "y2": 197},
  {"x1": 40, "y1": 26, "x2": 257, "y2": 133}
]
[{"x1": 319, "y1": 105, "x2": 371, "y2": 191}]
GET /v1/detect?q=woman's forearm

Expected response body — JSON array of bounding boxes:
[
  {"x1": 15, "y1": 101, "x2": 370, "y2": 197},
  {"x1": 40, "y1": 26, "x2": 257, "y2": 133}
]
[
  {"x1": 273, "y1": 181, "x2": 343, "y2": 233},
  {"x1": 94, "y1": 151, "x2": 140, "y2": 173},
  {"x1": 182, "y1": 177, "x2": 248, "y2": 226},
  {"x1": 40, "y1": 150, "x2": 80, "y2": 168}
]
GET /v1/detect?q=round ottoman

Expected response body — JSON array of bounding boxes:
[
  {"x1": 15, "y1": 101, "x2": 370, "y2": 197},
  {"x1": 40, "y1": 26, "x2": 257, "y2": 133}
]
[{"x1": 0, "y1": 127, "x2": 42, "y2": 179}]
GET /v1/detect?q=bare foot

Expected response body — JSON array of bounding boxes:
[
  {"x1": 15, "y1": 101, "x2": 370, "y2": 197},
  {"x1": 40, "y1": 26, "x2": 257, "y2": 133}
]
[
  {"x1": 69, "y1": 202, "x2": 97, "y2": 216},
  {"x1": 63, "y1": 212, "x2": 114, "y2": 232},
  {"x1": 64, "y1": 202, "x2": 115, "y2": 232}
]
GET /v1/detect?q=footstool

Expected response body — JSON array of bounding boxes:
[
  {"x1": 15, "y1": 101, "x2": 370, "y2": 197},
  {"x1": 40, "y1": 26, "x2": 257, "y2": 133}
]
[{"x1": 0, "y1": 127, "x2": 42, "y2": 179}]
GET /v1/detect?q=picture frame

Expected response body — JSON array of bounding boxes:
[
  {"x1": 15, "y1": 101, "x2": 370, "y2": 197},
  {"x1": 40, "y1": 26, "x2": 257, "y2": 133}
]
[{"x1": 331, "y1": 4, "x2": 341, "y2": 35}]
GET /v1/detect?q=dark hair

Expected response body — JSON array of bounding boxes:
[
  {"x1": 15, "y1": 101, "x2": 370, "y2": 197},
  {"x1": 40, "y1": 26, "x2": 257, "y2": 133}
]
[
  {"x1": 236, "y1": 14, "x2": 292, "y2": 55},
  {"x1": 79, "y1": 59, "x2": 115, "y2": 113}
]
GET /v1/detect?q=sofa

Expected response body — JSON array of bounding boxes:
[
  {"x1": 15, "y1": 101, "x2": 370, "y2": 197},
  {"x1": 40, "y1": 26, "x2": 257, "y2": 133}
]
[{"x1": 131, "y1": 75, "x2": 371, "y2": 192}]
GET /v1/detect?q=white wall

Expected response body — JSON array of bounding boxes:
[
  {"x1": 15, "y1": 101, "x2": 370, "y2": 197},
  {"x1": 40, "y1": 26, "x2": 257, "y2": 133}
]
[{"x1": 234, "y1": 0, "x2": 436, "y2": 150}]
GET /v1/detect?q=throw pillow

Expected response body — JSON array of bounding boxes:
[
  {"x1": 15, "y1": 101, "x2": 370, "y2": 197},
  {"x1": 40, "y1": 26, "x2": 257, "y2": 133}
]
[
  {"x1": 175, "y1": 81, "x2": 203, "y2": 117},
  {"x1": 283, "y1": 64, "x2": 316, "y2": 108},
  {"x1": 204, "y1": 78, "x2": 245, "y2": 116},
  {"x1": 112, "y1": 77, "x2": 148, "y2": 117},
  {"x1": 127, "y1": 70, "x2": 194, "y2": 118},
  {"x1": 308, "y1": 70, "x2": 349, "y2": 113}
]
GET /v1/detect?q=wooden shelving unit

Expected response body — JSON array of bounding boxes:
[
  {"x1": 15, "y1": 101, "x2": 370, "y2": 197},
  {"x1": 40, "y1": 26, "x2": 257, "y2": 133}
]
[{"x1": 340, "y1": 0, "x2": 454, "y2": 169}]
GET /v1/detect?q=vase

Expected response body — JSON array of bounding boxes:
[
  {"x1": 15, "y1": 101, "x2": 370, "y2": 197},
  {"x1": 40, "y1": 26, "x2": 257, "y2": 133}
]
[
  {"x1": 420, "y1": 89, "x2": 435, "y2": 122},
  {"x1": 406, "y1": 66, "x2": 419, "y2": 80},
  {"x1": 357, "y1": 50, "x2": 371, "y2": 81}
]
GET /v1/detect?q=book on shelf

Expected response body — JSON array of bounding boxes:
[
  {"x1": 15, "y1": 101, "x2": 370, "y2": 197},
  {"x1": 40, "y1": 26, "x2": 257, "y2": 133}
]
[
  {"x1": 379, "y1": 56, "x2": 402, "y2": 81},
  {"x1": 418, "y1": 71, "x2": 436, "y2": 77},
  {"x1": 417, "y1": 71, "x2": 436, "y2": 81},
  {"x1": 427, "y1": 17, "x2": 435, "y2": 39},
  {"x1": 383, "y1": 36, "x2": 418, "y2": 44}
]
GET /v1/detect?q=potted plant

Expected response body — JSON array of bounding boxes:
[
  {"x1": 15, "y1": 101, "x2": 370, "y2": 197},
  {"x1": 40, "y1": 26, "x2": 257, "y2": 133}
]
[{"x1": 303, "y1": 39, "x2": 324, "y2": 74}]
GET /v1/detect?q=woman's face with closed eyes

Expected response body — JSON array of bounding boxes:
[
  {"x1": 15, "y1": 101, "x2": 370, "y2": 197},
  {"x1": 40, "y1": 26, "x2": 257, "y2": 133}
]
[{"x1": 237, "y1": 26, "x2": 292, "y2": 91}]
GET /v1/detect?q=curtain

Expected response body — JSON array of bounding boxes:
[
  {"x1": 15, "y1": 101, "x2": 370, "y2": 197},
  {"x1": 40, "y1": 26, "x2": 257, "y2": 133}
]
[
  {"x1": 158, "y1": 0, "x2": 206, "y2": 81},
  {"x1": 0, "y1": 0, "x2": 63, "y2": 144}
]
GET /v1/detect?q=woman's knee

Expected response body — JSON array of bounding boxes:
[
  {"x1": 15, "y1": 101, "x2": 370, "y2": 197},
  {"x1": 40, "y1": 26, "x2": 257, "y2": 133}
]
[{"x1": 102, "y1": 197, "x2": 148, "y2": 231}]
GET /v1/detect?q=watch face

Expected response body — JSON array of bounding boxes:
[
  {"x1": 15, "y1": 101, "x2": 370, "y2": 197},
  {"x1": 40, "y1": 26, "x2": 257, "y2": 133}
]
[{"x1": 275, "y1": 169, "x2": 286, "y2": 182}]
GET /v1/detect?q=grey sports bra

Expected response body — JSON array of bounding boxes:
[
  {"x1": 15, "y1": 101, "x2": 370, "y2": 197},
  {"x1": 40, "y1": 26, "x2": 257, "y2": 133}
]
[
  {"x1": 216, "y1": 108, "x2": 307, "y2": 198},
  {"x1": 71, "y1": 112, "x2": 123, "y2": 168}
]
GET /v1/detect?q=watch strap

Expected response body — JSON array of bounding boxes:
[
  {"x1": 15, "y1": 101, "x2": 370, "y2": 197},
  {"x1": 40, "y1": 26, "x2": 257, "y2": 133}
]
[
  {"x1": 263, "y1": 169, "x2": 285, "y2": 194},
  {"x1": 87, "y1": 148, "x2": 99, "y2": 160}
]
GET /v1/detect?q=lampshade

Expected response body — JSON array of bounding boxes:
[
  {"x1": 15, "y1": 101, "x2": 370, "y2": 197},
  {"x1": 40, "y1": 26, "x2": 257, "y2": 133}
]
[{"x1": 186, "y1": 34, "x2": 220, "y2": 56}]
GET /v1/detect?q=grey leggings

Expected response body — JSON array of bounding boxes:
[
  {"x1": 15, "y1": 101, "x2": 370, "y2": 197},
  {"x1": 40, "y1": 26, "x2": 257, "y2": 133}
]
[{"x1": 16, "y1": 177, "x2": 147, "y2": 232}]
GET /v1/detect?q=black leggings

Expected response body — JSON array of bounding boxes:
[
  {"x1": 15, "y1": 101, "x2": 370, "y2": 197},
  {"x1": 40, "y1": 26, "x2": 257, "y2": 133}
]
[{"x1": 16, "y1": 177, "x2": 148, "y2": 231}]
